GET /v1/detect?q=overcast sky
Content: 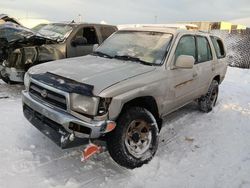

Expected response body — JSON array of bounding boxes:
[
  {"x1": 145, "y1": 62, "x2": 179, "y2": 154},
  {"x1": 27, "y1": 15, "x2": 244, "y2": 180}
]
[{"x1": 1, "y1": 0, "x2": 250, "y2": 25}]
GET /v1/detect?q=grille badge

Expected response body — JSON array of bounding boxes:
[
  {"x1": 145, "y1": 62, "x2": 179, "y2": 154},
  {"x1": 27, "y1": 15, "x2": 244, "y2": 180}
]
[{"x1": 41, "y1": 89, "x2": 48, "y2": 98}]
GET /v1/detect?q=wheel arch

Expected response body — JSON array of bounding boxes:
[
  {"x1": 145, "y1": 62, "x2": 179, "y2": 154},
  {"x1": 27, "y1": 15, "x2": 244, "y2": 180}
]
[
  {"x1": 121, "y1": 96, "x2": 163, "y2": 130},
  {"x1": 213, "y1": 75, "x2": 221, "y2": 84}
]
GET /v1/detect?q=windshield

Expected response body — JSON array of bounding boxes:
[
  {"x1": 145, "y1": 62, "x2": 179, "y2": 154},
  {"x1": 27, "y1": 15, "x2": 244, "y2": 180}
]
[
  {"x1": 36, "y1": 24, "x2": 73, "y2": 41},
  {"x1": 95, "y1": 31, "x2": 173, "y2": 65}
]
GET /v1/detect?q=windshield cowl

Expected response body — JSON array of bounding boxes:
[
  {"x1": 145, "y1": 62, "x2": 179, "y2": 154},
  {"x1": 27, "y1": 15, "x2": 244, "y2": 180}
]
[{"x1": 113, "y1": 55, "x2": 153, "y2": 66}]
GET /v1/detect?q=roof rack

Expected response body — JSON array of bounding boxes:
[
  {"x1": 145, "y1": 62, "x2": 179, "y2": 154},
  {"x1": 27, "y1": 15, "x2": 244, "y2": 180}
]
[{"x1": 198, "y1": 30, "x2": 211, "y2": 33}]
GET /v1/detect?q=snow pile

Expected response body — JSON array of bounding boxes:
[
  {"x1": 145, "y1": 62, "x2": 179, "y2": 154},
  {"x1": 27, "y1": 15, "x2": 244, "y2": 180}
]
[{"x1": 0, "y1": 67, "x2": 250, "y2": 188}]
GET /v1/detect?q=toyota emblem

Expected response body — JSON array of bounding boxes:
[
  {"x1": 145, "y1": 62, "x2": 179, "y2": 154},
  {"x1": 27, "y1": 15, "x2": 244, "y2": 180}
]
[{"x1": 41, "y1": 89, "x2": 48, "y2": 98}]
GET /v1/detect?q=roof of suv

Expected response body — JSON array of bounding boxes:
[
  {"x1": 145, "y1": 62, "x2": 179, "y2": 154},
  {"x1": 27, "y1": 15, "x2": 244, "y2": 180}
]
[
  {"x1": 120, "y1": 26, "x2": 211, "y2": 36},
  {"x1": 49, "y1": 22, "x2": 117, "y2": 28}
]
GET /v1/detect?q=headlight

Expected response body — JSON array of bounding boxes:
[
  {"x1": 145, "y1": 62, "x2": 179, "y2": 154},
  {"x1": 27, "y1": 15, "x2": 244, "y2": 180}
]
[
  {"x1": 2, "y1": 60, "x2": 9, "y2": 67},
  {"x1": 24, "y1": 72, "x2": 30, "y2": 90},
  {"x1": 70, "y1": 93, "x2": 100, "y2": 116}
]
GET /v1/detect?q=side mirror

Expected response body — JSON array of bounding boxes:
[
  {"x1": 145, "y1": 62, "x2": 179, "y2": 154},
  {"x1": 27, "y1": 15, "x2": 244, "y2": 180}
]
[
  {"x1": 93, "y1": 44, "x2": 99, "y2": 51},
  {"x1": 175, "y1": 55, "x2": 195, "y2": 69},
  {"x1": 71, "y1": 37, "x2": 87, "y2": 47}
]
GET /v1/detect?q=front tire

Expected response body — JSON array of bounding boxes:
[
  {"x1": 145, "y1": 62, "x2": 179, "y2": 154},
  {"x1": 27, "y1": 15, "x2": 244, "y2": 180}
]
[
  {"x1": 198, "y1": 80, "x2": 219, "y2": 113},
  {"x1": 107, "y1": 107, "x2": 159, "y2": 169}
]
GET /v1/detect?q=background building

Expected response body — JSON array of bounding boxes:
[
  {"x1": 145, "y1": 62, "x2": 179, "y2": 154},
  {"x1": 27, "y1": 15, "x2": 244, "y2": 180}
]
[{"x1": 181, "y1": 21, "x2": 247, "y2": 31}]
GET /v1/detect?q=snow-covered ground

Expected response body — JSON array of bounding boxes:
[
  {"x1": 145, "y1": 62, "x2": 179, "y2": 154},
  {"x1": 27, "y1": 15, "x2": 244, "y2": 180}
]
[{"x1": 0, "y1": 67, "x2": 250, "y2": 188}]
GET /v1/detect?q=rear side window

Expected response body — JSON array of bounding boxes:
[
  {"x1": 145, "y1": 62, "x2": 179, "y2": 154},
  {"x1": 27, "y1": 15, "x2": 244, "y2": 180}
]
[
  {"x1": 175, "y1": 35, "x2": 196, "y2": 61},
  {"x1": 100, "y1": 26, "x2": 116, "y2": 41},
  {"x1": 211, "y1": 36, "x2": 225, "y2": 59},
  {"x1": 196, "y1": 36, "x2": 212, "y2": 63}
]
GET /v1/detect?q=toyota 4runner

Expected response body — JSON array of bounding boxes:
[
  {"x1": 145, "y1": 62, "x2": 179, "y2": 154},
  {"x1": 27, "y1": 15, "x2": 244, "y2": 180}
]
[{"x1": 22, "y1": 27, "x2": 227, "y2": 169}]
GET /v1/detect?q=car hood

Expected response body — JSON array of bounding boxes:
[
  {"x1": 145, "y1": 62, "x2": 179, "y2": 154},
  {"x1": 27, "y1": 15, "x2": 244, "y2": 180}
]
[
  {"x1": 29, "y1": 55, "x2": 156, "y2": 95},
  {"x1": 0, "y1": 23, "x2": 58, "y2": 46}
]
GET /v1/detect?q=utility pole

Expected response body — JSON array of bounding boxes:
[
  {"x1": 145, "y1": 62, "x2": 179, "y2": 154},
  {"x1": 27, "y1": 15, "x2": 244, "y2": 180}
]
[
  {"x1": 154, "y1": 15, "x2": 158, "y2": 24},
  {"x1": 78, "y1": 14, "x2": 82, "y2": 23}
]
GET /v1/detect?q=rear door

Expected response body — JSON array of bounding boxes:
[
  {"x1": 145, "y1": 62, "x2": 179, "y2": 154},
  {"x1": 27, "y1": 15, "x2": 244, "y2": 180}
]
[
  {"x1": 210, "y1": 36, "x2": 227, "y2": 79},
  {"x1": 195, "y1": 35, "x2": 214, "y2": 95}
]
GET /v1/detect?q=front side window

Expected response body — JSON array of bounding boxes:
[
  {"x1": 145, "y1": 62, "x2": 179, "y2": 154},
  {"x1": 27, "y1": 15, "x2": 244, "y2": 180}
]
[
  {"x1": 95, "y1": 31, "x2": 173, "y2": 65},
  {"x1": 196, "y1": 36, "x2": 212, "y2": 63},
  {"x1": 82, "y1": 27, "x2": 98, "y2": 44},
  {"x1": 74, "y1": 27, "x2": 98, "y2": 45},
  {"x1": 175, "y1": 35, "x2": 196, "y2": 61}
]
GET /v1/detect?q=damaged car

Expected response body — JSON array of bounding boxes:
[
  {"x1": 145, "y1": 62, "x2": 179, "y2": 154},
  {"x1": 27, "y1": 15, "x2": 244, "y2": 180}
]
[
  {"x1": 0, "y1": 14, "x2": 21, "y2": 25},
  {"x1": 22, "y1": 27, "x2": 227, "y2": 169},
  {"x1": 0, "y1": 22, "x2": 117, "y2": 83}
]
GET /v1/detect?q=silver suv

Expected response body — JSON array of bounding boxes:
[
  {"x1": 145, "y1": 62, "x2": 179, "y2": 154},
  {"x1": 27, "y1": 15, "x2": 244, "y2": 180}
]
[{"x1": 22, "y1": 27, "x2": 227, "y2": 169}]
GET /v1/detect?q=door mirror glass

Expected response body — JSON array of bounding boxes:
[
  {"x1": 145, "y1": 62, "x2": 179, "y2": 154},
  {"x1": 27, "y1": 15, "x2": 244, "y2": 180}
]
[
  {"x1": 71, "y1": 36, "x2": 87, "y2": 47},
  {"x1": 175, "y1": 55, "x2": 195, "y2": 69}
]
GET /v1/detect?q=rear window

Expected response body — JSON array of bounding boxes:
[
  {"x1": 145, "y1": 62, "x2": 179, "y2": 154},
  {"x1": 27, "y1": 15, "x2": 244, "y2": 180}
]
[{"x1": 210, "y1": 36, "x2": 226, "y2": 59}]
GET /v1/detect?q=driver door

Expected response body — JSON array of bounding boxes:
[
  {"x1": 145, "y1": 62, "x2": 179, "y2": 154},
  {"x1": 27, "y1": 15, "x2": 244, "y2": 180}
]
[
  {"x1": 165, "y1": 35, "x2": 200, "y2": 113},
  {"x1": 68, "y1": 26, "x2": 99, "y2": 57}
]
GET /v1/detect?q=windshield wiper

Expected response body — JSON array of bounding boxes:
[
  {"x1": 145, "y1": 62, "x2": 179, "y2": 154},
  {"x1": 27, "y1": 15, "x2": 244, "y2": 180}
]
[
  {"x1": 114, "y1": 55, "x2": 153, "y2": 66},
  {"x1": 92, "y1": 51, "x2": 113, "y2": 59}
]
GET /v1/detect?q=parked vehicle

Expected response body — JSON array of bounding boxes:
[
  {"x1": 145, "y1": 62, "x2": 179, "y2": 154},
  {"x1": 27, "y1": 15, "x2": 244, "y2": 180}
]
[
  {"x1": 22, "y1": 27, "x2": 227, "y2": 169},
  {"x1": 0, "y1": 22, "x2": 117, "y2": 83}
]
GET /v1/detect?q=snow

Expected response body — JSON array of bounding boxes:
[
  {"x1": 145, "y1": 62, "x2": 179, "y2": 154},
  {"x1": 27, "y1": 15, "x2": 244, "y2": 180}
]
[{"x1": 0, "y1": 67, "x2": 250, "y2": 188}]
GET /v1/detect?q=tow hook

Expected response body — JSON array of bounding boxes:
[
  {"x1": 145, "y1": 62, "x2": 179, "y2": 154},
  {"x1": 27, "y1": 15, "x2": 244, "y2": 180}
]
[{"x1": 81, "y1": 143, "x2": 102, "y2": 162}]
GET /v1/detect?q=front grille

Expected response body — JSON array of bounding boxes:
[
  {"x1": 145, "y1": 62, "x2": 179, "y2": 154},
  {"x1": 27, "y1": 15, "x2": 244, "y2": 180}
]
[
  {"x1": 23, "y1": 104, "x2": 63, "y2": 133},
  {"x1": 29, "y1": 82, "x2": 67, "y2": 110}
]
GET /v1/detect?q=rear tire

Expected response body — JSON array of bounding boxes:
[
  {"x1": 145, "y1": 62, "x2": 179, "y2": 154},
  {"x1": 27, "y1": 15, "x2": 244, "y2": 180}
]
[
  {"x1": 198, "y1": 80, "x2": 219, "y2": 113},
  {"x1": 107, "y1": 107, "x2": 159, "y2": 169}
]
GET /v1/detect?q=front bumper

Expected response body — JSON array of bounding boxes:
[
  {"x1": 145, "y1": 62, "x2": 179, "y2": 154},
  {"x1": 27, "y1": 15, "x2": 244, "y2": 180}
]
[
  {"x1": 0, "y1": 65, "x2": 3, "y2": 72},
  {"x1": 0, "y1": 66, "x2": 25, "y2": 82},
  {"x1": 22, "y1": 90, "x2": 109, "y2": 149}
]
